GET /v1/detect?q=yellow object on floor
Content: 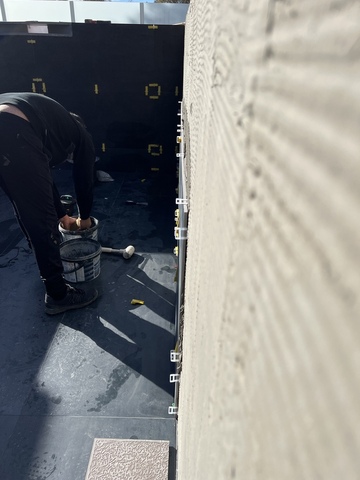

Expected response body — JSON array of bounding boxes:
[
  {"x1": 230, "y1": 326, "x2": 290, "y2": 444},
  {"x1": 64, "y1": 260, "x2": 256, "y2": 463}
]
[{"x1": 131, "y1": 299, "x2": 145, "y2": 305}]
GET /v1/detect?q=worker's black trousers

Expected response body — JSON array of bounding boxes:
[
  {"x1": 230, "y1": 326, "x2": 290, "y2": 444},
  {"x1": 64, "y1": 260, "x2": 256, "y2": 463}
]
[{"x1": 0, "y1": 112, "x2": 67, "y2": 299}]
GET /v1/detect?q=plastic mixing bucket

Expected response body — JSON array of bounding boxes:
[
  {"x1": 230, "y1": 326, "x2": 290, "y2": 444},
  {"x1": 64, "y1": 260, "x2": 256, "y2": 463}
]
[
  {"x1": 59, "y1": 216, "x2": 99, "y2": 242},
  {"x1": 60, "y1": 238, "x2": 101, "y2": 283}
]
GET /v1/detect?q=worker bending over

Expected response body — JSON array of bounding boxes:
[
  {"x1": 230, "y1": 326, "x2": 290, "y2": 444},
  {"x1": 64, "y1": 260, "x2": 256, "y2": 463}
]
[{"x1": 0, "y1": 92, "x2": 98, "y2": 315}]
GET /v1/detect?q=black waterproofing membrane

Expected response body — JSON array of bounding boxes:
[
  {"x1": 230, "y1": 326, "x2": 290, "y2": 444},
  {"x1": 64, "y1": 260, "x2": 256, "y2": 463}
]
[{"x1": 0, "y1": 22, "x2": 184, "y2": 479}]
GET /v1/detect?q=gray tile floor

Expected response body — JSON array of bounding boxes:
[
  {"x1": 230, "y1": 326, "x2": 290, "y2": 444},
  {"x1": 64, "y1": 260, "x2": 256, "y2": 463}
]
[{"x1": 0, "y1": 164, "x2": 177, "y2": 479}]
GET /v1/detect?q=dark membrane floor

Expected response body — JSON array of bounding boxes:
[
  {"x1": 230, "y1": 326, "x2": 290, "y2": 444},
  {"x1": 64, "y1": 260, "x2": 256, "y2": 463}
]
[{"x1": 0, "y1": 163, "x2": 177, "y2": 480}]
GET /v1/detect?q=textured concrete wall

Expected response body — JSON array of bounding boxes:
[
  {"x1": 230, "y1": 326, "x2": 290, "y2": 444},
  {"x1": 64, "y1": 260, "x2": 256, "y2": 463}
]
[{"x1": 177, "y1": 1, "x2": 360, "y2": 479}]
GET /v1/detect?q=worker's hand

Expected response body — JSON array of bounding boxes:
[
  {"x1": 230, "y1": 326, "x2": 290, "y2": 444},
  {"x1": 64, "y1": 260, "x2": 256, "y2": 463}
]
[
  {"x1": 76, "y1": 217, "x2": 92, "y2": 230},
  {"x1": 59, "y1": 215, "x2": 78, "y2": 231}
]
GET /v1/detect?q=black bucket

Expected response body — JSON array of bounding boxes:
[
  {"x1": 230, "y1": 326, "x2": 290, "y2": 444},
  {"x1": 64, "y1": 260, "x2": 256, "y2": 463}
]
[
  {"x1": 60, "y1": 194, "x2": 77, "y2": 216},
  {"x1": 60, "y1": 238, "x2": 101, "y2": 283}
]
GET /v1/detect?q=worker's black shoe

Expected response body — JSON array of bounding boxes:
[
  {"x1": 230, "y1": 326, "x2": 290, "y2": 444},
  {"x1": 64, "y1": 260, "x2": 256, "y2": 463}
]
[{"x1": 45, "y1": 284, "x2": 98, "y2": 315}]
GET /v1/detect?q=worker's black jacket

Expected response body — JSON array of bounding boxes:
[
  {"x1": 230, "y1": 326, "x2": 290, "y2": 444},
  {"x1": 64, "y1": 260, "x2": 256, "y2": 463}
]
[{"x1": 0, "y1": 92, "x2": 95, "y2": 219}]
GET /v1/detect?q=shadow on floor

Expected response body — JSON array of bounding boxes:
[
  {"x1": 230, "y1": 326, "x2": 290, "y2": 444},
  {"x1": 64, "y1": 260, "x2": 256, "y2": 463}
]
[{"x1": 0, "y1": 167, "x2": 178, "y2": 479}]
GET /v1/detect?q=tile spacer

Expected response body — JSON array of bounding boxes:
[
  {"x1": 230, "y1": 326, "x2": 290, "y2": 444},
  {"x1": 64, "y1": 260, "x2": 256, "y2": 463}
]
[
  {"x1": 170, "y1": 350, "x2": 181, "y2": 362},
  {"x1": 170, "y1": 373, "x2": 180, "y2": 383},
  {"x1": 174, "y1": 227, "x2": 188, "y2": 240},
  {"x1": 175, "y1": 198, "x2": 188, "y2": 205}
]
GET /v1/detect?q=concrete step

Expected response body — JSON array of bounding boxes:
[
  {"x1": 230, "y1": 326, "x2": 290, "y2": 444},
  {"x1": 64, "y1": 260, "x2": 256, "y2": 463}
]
[{"x1": 85, "y1": 438, "x2": 170, "y2": 480}]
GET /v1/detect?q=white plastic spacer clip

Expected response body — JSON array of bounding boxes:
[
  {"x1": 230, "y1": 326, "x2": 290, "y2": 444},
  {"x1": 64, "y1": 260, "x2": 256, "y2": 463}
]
[
  {"x1": 170, "y1": 350, "x2": 180, "y2": 362},
  {"x1": 170, "y1": 373, "x2": 180, "y2": 383},
  {"x1": 176, "y1": 198, "x2": 188, "y2": 205},
  {"x1": 174, "y1": 227, "x2": 188, "y2": 240},
  {"x1": 168, "y1": 405, "x2": 178, "y2": 415}
]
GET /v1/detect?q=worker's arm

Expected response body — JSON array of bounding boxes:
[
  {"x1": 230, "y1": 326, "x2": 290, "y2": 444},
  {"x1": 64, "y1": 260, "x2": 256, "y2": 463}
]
[
  {"x1": 59, "y1": 214, "x2": 77, "y2": 230},
  {"x1": 72, "y1": 126, "x2": 96, "y2": 221}
]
